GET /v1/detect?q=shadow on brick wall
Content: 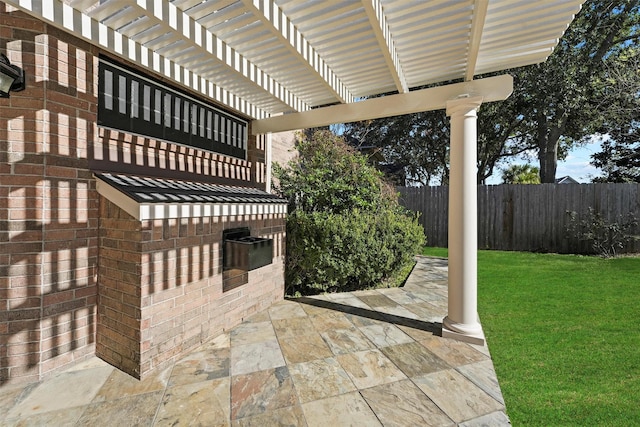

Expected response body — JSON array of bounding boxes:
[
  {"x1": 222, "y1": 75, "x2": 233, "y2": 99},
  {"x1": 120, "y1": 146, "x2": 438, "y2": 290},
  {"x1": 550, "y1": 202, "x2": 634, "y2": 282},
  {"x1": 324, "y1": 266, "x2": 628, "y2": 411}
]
[{"x1": 1, "y1": 5, "x2": 277, "y2": 384}]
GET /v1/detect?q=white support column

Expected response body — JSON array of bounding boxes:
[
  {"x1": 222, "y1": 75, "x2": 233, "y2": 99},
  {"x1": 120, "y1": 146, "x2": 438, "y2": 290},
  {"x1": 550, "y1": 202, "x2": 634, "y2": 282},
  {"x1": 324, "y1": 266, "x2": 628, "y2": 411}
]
[{"x1": 442, "y1": 96, "x2": 485, "y2": 345}]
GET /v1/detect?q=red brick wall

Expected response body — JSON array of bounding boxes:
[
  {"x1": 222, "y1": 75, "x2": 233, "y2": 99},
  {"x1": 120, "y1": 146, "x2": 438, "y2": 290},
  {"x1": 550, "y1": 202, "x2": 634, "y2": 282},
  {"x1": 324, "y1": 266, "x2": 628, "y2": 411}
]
[
  {"x1": 96, "y1": 198, "x2": 142, "y2": 377},
  {"x1": 139, "y1": 213, "x2": 285, "y2": 377},
  {"x1": 1, "y1": 4, "x2": 285, "y2": 385},
  {"x1": 92, "y1": 128, "x2": 256, "y2": 188},
  {"x1": 98, "y1": 200, "x2": 285, "y2": 379},
  {"x1": 1, "y1": 5, "x2": 99, "y2": 385}
]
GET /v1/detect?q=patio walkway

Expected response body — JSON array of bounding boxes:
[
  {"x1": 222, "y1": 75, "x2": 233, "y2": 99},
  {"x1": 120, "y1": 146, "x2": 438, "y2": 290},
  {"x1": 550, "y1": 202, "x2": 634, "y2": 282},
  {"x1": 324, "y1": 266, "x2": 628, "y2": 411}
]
[{"x1": 0, "y1": 256, "x2": 510, "y2": 426}]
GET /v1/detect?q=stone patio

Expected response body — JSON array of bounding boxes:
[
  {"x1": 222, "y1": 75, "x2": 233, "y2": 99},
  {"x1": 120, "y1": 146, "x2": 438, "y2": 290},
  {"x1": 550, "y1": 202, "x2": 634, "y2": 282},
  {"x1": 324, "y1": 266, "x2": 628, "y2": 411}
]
[{"x1": 0, "y1": 256, "x2": 510, "y2": 426}]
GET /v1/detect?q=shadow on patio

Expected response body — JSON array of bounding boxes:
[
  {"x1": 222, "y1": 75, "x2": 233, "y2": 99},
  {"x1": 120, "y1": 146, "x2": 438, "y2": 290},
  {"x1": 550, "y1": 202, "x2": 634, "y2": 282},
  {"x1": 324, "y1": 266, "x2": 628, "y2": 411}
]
[{"x1": 0, "y1": 256, "x2": 509, "y2": 426}]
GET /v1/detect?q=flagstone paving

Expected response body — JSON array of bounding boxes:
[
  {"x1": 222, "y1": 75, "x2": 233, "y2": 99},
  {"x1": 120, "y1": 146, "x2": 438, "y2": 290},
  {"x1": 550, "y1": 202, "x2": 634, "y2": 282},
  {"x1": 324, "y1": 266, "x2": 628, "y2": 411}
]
[{"x1": 0, "y1": 256, "x2": 510, "y2": 426}]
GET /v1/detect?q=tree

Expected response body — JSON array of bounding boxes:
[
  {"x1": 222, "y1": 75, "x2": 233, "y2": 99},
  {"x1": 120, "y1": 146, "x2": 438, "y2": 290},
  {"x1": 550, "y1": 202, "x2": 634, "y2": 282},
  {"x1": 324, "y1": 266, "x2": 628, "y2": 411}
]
[
  {"x1": 344, "y1": 111, "x2": 450, "y2": 186},
  {"x1": 505, "y1": 0, "x2": 640, "y2": 183},
  {"x1": 591, "y1": 53, "x2": 640, "y2": 182},
  {"x1": 273, "y1": 130, "x2": 425, "y2": 295},
  {"x1": 501, "y1": 164, "x2": 541, "y2": 184},
  {"x1": 343, "y1": 95, "x2": 531, "y2": 185},
  {"x1": 344, "y1": 0, "x2": 640, "y2": 184},
  {"x1": 592, "y1": 135, "x2": 640, "y2": 182}
]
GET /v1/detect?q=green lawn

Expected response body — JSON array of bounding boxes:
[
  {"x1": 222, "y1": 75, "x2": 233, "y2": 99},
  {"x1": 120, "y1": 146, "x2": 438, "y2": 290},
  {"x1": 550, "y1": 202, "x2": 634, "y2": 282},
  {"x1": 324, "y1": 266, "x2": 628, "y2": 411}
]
[{"x1": 423, "y1": 247, "x2": 640, "y2": 426}]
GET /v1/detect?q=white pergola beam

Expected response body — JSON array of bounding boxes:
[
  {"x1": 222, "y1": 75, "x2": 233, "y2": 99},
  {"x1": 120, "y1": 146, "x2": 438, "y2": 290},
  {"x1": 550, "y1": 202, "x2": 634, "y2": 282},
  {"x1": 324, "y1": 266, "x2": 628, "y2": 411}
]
[
  {"x1": 465, "y1": 0, "x2": 488, "y2": 81},
  {"x1": 120, "y1": 0, "x2": 308, "y2": 113},
  {"x1": 251, "y1": 74, "x2": 513, "y2": 134},
  {"x1": 362, "y1": 0, "x2": 408, "y2": 93},
  {"x1": 9, "y1": 0, "x2": 269, "y2": 118},
  {"x1": 240, "y1": 0, "x2": 353, "y2": 104}
]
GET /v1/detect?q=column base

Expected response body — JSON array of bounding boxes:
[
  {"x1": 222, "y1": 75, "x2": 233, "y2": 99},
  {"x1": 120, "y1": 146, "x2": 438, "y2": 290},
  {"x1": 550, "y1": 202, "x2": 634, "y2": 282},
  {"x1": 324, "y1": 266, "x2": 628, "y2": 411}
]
[{"x1": 441, "y1": 316, "x2": 486, "y2": 346}]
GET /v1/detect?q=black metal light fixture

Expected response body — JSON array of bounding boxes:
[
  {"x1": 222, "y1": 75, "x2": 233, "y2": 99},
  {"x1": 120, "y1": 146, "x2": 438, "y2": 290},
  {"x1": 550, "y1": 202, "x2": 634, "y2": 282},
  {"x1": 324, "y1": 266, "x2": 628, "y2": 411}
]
[{"x1": 0, "y1": 53, "x2": 25, "y2": 98}]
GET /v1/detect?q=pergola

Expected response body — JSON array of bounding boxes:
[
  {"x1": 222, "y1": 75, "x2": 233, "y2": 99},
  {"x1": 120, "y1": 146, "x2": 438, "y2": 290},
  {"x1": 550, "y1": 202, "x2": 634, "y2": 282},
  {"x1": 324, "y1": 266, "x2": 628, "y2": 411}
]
[{"x1": 7, "y1": 0, "x2": 583, "y2": 344}]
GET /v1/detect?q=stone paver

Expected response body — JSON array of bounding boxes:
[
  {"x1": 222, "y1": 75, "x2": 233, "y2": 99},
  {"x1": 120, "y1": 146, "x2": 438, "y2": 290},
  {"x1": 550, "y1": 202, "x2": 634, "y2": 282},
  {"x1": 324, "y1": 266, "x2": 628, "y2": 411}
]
[{"x1": 0, "y1": 256, "x2": 510, "y2": 426}]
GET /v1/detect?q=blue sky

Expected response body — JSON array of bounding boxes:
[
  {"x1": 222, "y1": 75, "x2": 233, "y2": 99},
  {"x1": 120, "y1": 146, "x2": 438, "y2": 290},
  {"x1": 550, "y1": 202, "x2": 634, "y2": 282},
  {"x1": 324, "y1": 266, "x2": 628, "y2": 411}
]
[
  {"x1": 486, "y1": 140, "x2": 604, "y2": 184},
  {"x1": 555, "y1": 141, "x2": 603, "y2": 182}
]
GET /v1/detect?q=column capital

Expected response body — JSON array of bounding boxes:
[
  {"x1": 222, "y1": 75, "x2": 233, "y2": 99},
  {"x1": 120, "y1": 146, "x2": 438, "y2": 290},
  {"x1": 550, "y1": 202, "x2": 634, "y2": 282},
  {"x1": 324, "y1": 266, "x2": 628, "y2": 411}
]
[{"x1": 446, "y1": 95, "x2": 483, "y2": 117}]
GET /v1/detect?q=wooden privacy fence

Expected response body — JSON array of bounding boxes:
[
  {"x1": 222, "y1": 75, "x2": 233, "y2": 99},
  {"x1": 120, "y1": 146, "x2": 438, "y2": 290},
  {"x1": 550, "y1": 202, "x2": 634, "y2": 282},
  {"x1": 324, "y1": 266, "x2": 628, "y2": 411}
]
[{"x1": 398, "y1": 183, "x2": 640, "y2": 253}]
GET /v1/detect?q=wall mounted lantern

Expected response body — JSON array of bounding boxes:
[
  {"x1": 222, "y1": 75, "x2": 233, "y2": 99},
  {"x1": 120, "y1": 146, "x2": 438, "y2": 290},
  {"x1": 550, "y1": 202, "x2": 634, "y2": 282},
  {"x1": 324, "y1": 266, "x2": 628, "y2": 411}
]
[{"x1": 0, "y1": 53, "x2": 25, "y2": 98}]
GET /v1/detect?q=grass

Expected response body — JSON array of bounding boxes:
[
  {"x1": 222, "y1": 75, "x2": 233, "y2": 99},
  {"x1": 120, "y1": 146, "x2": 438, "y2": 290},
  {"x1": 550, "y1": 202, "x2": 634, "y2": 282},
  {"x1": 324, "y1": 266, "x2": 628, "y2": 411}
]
[{"x1": 423, "y1": 247, "x2": 640, "y2": 426}]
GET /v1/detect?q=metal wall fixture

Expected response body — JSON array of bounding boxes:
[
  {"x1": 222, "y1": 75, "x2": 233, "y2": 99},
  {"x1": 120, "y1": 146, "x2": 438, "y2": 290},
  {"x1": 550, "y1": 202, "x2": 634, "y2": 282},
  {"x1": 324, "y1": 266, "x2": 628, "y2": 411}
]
[
  {"x1": 223, "y1": 227, "x2": 273, "y2": 272},
  {"x1": 0, "y1": 53, "x2": 25, "y2": 98}
]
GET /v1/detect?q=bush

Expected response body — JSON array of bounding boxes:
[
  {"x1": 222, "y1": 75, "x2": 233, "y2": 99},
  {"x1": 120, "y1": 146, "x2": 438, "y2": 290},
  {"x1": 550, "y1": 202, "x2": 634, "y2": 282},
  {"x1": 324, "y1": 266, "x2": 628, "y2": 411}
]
[
  {"x1": 273, "y1": 130, "x2": 425, "y2": 295},
  {"x1": 565, "y1": 207, "x2": 639, "y2": 257}
]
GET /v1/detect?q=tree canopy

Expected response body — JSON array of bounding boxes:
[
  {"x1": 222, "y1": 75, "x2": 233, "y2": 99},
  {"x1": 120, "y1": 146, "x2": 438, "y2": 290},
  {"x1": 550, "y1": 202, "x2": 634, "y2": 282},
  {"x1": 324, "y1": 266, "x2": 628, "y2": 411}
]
[
  {"x1": 343, "y1": 0, "x2": 640, "y2": 184},
  {"x1": 591, "y1": 53, "x2": 640, "y2": 182},
  {"x1": 510, "y1": 0, "x2": 640, "y2": 183},
  {"x1": 501, "y1": 164, "x2": 541, "y2": 185}
]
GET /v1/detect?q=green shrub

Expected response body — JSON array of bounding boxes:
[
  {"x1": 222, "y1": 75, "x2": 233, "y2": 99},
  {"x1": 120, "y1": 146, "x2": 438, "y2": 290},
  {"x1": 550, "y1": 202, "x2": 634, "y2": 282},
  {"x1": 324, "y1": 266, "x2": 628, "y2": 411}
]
[
  {"x1": 565, "y1": 207, "x2": 639, "y2": 257},
  {"x1": 274, "y1": 130, "x2": 425, "y2": 295}
]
